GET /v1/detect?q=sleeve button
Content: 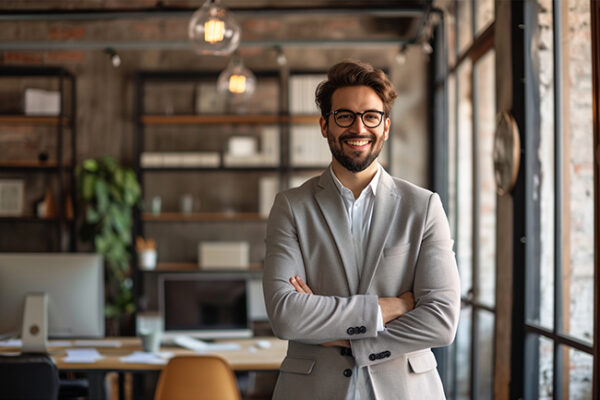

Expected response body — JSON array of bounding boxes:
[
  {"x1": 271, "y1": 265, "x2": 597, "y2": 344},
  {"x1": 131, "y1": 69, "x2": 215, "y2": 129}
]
[
  {"x1": 369, "y1": 354, "x2": 377, "y2": 361},
  {"x1": 343, "y1": 369, "x2": 353, "y2": 377},
  {"x1": 347, "y1": 327, "x2": 355, "y2": 335}
]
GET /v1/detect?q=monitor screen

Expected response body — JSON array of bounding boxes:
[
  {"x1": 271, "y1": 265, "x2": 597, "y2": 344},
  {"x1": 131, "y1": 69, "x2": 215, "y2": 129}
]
[
  {"x1": 159, "y1": 273, "x2": 252, "y2": 340},
  {"x1": 0, "y1": 253, "x2": 104, "y2": 339}
]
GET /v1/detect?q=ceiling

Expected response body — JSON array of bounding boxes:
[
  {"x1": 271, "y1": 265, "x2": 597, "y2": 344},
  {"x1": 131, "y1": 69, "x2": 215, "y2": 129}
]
[{"x1": 0, "y1": 0, "x2": 434, "y2": 51}]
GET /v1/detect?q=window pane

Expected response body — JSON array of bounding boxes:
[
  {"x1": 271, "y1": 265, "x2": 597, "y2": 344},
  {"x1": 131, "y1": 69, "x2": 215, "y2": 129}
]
[
  {"x1": 474, "y1": 50, "x2": 496, "y2": 308},
  {"x1": 446, "y1": 0, "x2": 457, "y2": 67},
  {"x1": 455, "y1": 306, "x2": 472, "y2": 400},
  {"x1": 457, "y1": 0, "x2": 473, "y2": 56},
  {"x1": 564, "y1": 346, "x2": 594, "y2": 400},
  {"x1": 535, "y1": 0, "x2": 556, "y2": 330},
  {"x1": 457, "y1": 61, "x2": 473, "y2": 298},
  {"x1": 448, "y1": 73, "x2": 457, "y2": 239},
  {"x1": 476, "y1": 309, "x2": 494, "y2": 399},
  {"x1": 475, "y1": 0, "x2": 494, "y2": 36},
  {"x1": 563, "y1": 0, "x2": 594, "y2": 344},
  {"x1": 538, "y1": 336, "x2": 554, "y2": 400}
]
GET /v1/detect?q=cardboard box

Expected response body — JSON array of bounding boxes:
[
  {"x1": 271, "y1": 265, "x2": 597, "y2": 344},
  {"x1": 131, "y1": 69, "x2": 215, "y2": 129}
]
[{"x1": 198, "y1": 241, "x2": 249, "y2": 269}]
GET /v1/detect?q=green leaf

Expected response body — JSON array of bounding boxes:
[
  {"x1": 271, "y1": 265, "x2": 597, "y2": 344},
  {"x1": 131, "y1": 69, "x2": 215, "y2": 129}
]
[
  {"x1": 95, "y1": 179, "x2": 110, "y2": 213},
  {"x1": 81, "y1": 174, "x2": 96, "y2": 201},
  {"x1": 82, "y1": 159, "x2": 98, "y2": 172}
]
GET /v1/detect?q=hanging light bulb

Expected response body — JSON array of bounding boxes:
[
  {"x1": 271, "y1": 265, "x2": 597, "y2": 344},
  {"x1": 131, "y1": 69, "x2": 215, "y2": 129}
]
[
  {"x1": 188, "y1": 0, "x2": 241, "y2": 56},
  {"x1": 217, "y1": 56, "x2": 256, "y2": 99}
]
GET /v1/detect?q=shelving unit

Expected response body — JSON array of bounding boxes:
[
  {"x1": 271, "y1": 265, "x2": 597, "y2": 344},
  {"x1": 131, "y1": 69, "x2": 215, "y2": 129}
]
[
  {"x1": 0, "y1": 66, "x2": 77, "y2": 252},
  {"x1": 133, "y1": 69, "x2": 393, "y2": 320}
]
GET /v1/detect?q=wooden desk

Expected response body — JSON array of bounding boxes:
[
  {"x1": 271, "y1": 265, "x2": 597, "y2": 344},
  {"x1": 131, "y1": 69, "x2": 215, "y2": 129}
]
[{"x1": 1, "y1": 337, "x2": 287, "y2": 400}]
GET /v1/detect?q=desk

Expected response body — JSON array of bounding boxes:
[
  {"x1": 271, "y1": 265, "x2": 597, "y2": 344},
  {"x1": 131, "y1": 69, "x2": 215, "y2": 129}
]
[{"x1": 0, "y1": 337, "x2": 287, "y2": 400}]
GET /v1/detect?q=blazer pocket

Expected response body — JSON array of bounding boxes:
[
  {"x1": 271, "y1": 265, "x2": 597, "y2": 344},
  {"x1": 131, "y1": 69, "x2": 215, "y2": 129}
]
[
  {"x1": 280, "y1": 357, "x2": 316, "y2": 375},
  {"x1": 383, "y1": 243, "x2": 412, "y2": 257},
  {"x1": 407, "y1": 351, "x2": 437, "y2": 374}
]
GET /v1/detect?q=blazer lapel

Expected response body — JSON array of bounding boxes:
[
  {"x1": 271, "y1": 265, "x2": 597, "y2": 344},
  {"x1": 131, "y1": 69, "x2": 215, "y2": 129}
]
[
  {"x1": 358, "y1": 170, "x2": 401, "y2": 294},
  {"x1": 315, "y1": 170, "x2": 360, "y2": 293}
]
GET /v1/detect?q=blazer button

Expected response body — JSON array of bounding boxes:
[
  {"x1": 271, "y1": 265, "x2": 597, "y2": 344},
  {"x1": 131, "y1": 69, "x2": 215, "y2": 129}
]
[
  {"x1": 359, "y1": 326, "x2": 367, "y2": 334},
  {"x1": 369, "y1": 354, "x2": 377, "y2": 361},
  {"x1": 343, "y1": 369, "x2": 353, "y2": 377},
  {"x1": 347, "y1": 327, "x2": 355, "y2": 335},
  {"x1": 384, "y1": 351, "x2": 391, "y2": 358}
]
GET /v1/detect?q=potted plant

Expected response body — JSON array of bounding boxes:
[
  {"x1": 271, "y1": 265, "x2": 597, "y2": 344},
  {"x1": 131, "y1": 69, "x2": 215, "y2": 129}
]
[{"x1": 76, "y1": 155, "x2": 141, "y2": 335}]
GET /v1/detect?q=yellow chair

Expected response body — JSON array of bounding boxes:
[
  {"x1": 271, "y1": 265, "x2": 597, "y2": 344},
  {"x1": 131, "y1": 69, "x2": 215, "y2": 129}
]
[{"x1": 154, "y1": 355, "x2": 241, "y2": 400}]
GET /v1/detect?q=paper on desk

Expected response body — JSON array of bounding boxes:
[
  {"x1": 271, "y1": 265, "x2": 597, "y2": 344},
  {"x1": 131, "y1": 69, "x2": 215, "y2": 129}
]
[
  {"x1": 120, "y1": 351, "x2": 173, "y2": 365},
  {"x1": 62, "y1": 348, "x2": 104, "y2": 363},
  {"x1": 73, "y1": 339, "x2": 122, "y2": 347},
  {"x1": 0, "y1": 339, "x2": 21, "y2": 347},
  {"x1": 0, "y1": 339, "x2": 71, "y2": 348}
]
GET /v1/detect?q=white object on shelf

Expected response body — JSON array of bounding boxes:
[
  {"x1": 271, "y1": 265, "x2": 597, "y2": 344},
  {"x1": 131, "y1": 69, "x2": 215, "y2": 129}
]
[
  {"x1": 198, "y1": 241, "x2": 249, "y2": 269},
  {"x1": 0, "y1": 179, "x2": 24, "y2": 216},
  {"x1": 24, "y1": 88, "x2": 61, "y2": 116},
  {"x1": 138, "y1": 249, "x2": 157, "y2": 270},
  {"x1": 228, "y1": 136, "x2": 257, "y2": 156}
]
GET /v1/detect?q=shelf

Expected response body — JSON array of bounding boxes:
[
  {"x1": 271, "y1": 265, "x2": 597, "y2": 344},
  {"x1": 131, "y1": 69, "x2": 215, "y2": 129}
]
[
  {"x1": 141, "y1": 166, "x2": 279, "y2": 172},
  {"x1": 142, "y1": 212, "x2": 266, "y2": 222},
  {"x1": 0, "y1": 161, "x2": 72, "y2": 170},
  {"x1": 140, "y1": 114, "x2": 320, "y2": 125},
  {"x1": 0, "y1": 115, "x2": 70, "y2": 125},
  {"x1": 143, "y1": 262, "x2": 263, "y2": 273},
  {"x1": 141, "y1": 114, "x2": 280, "y2": 125},
  {"x1": 0, "y1": 216, "x2": 62, "y2": 223}
]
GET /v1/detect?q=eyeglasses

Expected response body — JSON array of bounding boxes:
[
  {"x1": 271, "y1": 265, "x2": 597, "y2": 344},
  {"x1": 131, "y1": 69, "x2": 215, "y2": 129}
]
[{"x1": 325, "y1": 109, "x2": 385, "y2": 128}]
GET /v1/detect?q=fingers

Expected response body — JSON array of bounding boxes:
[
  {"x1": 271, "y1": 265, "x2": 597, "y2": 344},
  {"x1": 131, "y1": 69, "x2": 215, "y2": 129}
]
[{"x1": 289, "y1": 275, "x2": 314, "y2": 294}]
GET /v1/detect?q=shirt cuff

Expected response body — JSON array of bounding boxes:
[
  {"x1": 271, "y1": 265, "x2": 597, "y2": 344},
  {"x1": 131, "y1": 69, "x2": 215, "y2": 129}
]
[{"x1": 376, "y1": 305, "x2": 384, "y2": 331}]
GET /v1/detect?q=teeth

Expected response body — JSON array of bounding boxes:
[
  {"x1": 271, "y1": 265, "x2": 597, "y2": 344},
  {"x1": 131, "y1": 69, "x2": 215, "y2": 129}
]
[{"x1": 346, "y1": 139, "x2": 369, "y2": 146}]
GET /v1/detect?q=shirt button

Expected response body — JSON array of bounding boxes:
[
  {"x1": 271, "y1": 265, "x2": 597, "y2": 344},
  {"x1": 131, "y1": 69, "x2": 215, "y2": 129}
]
[{"x1": 343, "y1": 369, "x2": 353, "y2": 377}]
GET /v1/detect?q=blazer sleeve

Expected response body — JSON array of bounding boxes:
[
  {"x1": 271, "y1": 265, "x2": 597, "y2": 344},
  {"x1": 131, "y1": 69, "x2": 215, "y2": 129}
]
[
  {"x1": 263, "y1": 192, "x2": 380, "y2": 344},
  {"x1": 350, "y1": 193, "x2": 461, "y2": 367}
]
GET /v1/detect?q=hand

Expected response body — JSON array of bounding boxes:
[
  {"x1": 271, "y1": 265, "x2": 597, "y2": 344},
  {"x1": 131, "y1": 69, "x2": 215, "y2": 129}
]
[
  {"x1": 378, "y1": 291, "x2": 415, "y2": 324},
  {"x1": 289, "y1": 276, "x2": 349, "y2": 348},
  {"x1": 289, "y1": 275, "x2": 313, "y2": 294}
]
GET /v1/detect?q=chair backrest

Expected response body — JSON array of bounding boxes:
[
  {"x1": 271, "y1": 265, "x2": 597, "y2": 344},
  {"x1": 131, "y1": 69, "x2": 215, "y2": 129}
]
[
  {"x1": 0, "y1": 353, "x2": 59, "y2": 400},
  {"x1": 154, "y1": 355, "x2": 241, "y2": 400}
]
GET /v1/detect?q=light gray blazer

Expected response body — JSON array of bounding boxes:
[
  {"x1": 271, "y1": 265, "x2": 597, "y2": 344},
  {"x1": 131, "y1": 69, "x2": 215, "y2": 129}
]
[{"x1": 263, "y1": 167, "x2": 460, "y2": 400}]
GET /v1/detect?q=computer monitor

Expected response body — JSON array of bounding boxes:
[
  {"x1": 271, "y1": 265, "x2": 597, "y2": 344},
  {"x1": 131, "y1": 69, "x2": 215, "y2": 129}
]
[
  {"x1": 0, "y1": 253, "x2": 104, "y2": 347},
  {"x1": 158, "y1": 273, "x2": 252, "y2": 340}
]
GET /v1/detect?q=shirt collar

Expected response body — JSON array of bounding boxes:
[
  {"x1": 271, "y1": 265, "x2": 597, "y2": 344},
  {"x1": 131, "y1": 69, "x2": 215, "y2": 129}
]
[{"x1": 330, "y1": 162, "x2": 381, "y2": 200}]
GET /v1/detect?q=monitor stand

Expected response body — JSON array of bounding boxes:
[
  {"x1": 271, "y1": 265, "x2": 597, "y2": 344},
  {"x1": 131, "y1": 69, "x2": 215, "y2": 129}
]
[{"x1": 21, "y1": 293, "x2": 48, "y2": 353}]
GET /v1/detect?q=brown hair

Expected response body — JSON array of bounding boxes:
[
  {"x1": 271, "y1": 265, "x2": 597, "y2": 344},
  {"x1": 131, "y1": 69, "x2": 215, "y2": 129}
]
[{"x1": 315, "y1": 60, "x2": 398, "y2": 118}]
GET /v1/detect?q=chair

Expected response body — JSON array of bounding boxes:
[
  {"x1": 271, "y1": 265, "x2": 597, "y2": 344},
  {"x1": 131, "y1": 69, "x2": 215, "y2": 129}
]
[
  {"x1": 154, "y1": 355, "x2": 241, "y2": 400},
  {"x1": 0, "y1": 353, "x2": 59, "y2": 400}
]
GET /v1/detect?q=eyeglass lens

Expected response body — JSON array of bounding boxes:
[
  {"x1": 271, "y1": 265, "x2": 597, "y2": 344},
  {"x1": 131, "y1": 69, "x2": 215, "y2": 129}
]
[{"x1": 334, "y1": 110, "x2": 383, "y2": 128}]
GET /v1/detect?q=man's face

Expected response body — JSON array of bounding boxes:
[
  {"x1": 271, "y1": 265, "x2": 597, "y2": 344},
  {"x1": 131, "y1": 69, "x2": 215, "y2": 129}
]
[{"x1": 319, "y1": 85, "x2": 390, "y2": 173}]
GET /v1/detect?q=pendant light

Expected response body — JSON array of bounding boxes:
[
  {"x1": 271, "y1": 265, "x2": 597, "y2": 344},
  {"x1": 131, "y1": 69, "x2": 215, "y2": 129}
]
[
  {"x1": 217, "y1": 56, "x2": 256, "y2": 99},
  {"x1": 188, "y1": 0, "x2": 241, "y2": 56}
]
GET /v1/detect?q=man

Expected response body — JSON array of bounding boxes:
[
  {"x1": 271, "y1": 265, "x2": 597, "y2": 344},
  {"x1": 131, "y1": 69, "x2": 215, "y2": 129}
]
[{"x1": 263, "y1": 60, "x2": 460, "y2": 399}]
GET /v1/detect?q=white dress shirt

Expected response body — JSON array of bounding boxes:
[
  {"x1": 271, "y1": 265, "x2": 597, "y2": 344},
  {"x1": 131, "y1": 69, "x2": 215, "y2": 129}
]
[{"x1": 330, "y1": 164, "x2": 384, "y2": 400}]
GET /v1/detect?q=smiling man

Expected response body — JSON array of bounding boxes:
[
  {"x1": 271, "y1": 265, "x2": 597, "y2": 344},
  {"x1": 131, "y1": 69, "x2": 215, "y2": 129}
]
[{"x1": 263, "y1": 60, "x2": 460, "y2": 400}]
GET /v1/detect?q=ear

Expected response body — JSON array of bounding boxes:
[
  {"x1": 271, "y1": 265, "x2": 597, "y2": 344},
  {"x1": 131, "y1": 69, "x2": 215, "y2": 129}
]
[
  {"x1": 383, "y1": 118, "x2": 391, "y2": 141},
  {"x1": 319, "y1": 116, "x2": 328, "y2": 138}
]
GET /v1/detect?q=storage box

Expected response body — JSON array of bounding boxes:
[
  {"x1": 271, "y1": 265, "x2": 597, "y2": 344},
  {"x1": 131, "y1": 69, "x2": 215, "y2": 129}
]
[{"x1": 198, "y1": 241, "x2": 249, "y2": 269}]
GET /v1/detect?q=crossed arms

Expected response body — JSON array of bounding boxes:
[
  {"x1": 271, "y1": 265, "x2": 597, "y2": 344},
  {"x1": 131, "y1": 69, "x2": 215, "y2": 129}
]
[{"x1": 263, "y1": 190, "x2": 461, "y2": 366}]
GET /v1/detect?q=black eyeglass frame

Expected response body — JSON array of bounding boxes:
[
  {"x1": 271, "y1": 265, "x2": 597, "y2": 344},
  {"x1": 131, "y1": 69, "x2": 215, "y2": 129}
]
[{"x1": 324, "y1": 109, "x2": 386, "y2": 128}]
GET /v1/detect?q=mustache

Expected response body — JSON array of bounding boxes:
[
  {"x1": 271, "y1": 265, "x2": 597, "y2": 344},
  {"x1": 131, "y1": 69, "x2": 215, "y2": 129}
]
[{"x1": 337, "y1": 133, "x2": 376, "y2": 142}]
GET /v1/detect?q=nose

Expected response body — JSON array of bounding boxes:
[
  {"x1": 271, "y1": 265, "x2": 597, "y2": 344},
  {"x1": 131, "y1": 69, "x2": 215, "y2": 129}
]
[{"x1": 349, "y1": 114, "x2": 368, "y2": 132}]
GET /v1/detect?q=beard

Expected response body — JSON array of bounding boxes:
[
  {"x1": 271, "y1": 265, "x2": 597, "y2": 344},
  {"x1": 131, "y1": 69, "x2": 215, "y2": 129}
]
[{"x1": 326, "y1": 128, "x2": 385, "y2": 173}]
